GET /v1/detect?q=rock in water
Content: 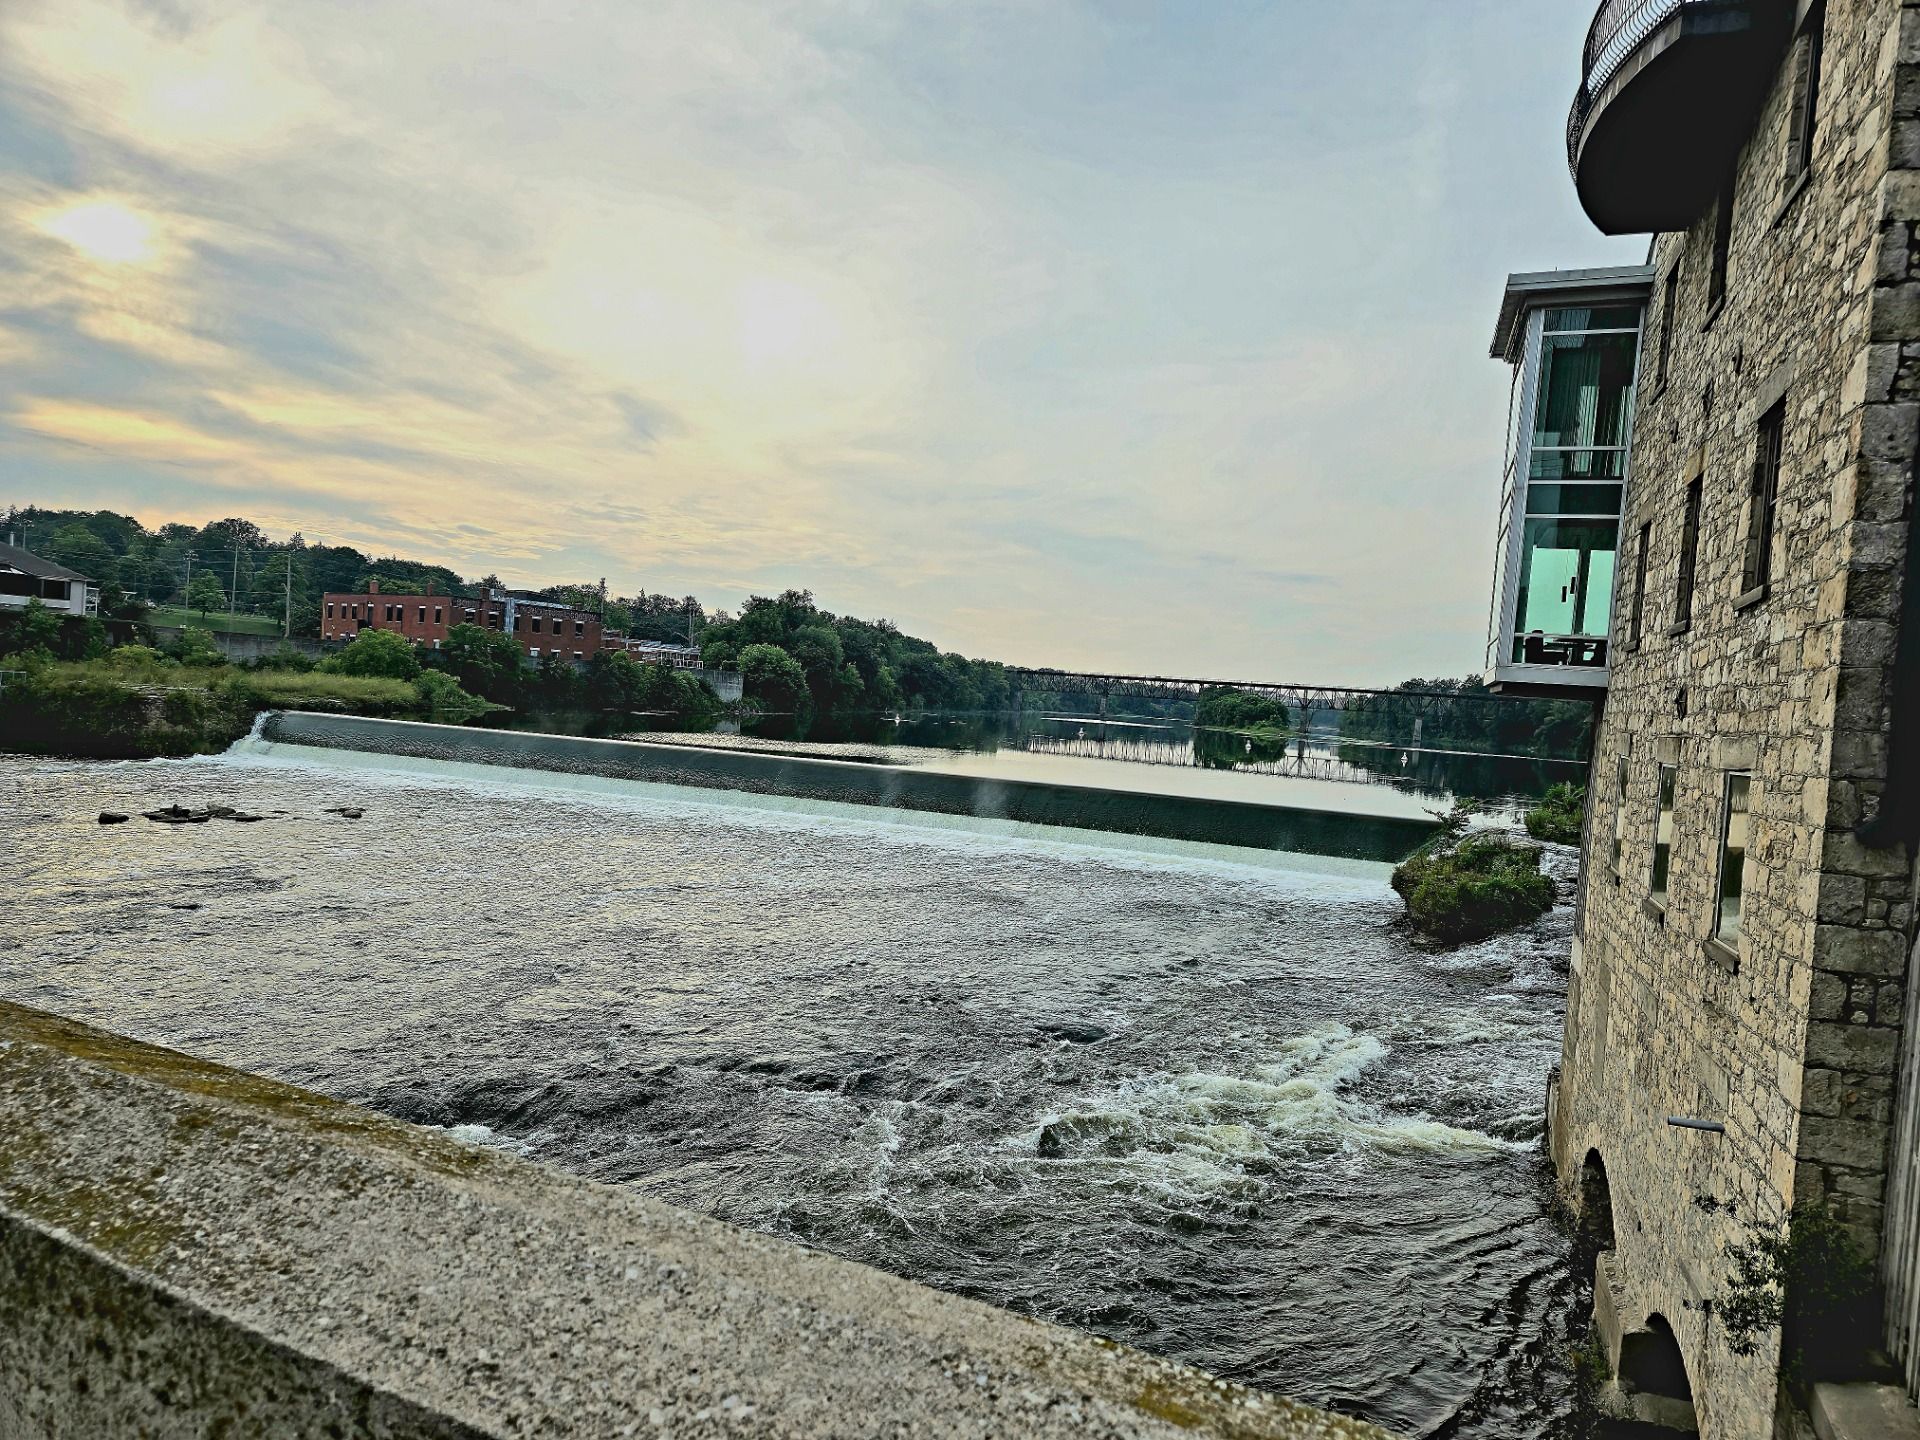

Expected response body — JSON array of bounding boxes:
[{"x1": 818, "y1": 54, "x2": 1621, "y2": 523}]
[
  {"x1": 326, "y1": 806, "x2": 365, "y2": 819},
  {"x1": 1037, "y1": 1124, "x2": 1065, "y2": 1159},
  {"x1": 206, "y1": 805, "x2": 266, "y2": 823},
  {"x1": 1038, "y1": 1021, "x2": 1109, "y2": 1045},
  {"x1": 143, "y1": 805, "x2": 209, "y2": 825},
  {"x1": 97, "y1": 812, "x2": 130, "y2": 825}
]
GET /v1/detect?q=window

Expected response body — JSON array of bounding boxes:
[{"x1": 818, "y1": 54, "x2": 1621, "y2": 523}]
[
  {"x1": 1651, "y1": 763, "x2": 1677, "y2": 906},
  {"x1": 1707, "y1": 179, "x2": 1735, "y2": 312},
  {"x1": 530, "y1": 646, "x2": 540, "y2": 659},
  {"x1": 1742, "y1": 401, "x2": 1785, "y2": 597},
  {"x1": 326, "y1": 602, "x2": 335, "y2": 618},
  {"x1": 1716, "y1": 773, "x2": 1753, "y2": 940},
  {"x1": 1628, "y1": 521, "x2": 1652, "y2": 647},
  {"x1": 435, "y1": 607, "x2": 444, "y2": 624},
  {"x1": 418, "y1": 606, "x2": 427, "y2": 622},
  {"x1": 1784, "y1": 3, "x2": 1825, "y2": 185},
  {"x1": 575, "y1": 619, "x2": 585, "y2": 635},
  {"x1": 1655, "y1": 265, "x2": 1679, "y2": 387},
  {"x1": 530, "y1": 615, "x2": 542, "y2": 633},
  {"x1": 1675, "y1": 477, "x2": 1703, "y2": 629},
  {"x1": 1612, "y1": 755, "x2": 1629, "y2": 874}
]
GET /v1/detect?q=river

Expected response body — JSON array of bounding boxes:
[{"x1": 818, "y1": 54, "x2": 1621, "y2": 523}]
[{"x1": 0, "y1": 717, "x2": 1587, "y2": 1437}]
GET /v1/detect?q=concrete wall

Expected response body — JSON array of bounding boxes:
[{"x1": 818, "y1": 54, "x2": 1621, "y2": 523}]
[
  {"x1": 1552, "y1": 1, "x2": 1920, "y2": 1433},
  {"x1": 0, "y1": 1001, "x2": 1391, "y2": 1440},
  {"x1": 148, "y1": 625, "x2": 324, "y2": 664},
  {"x1": 700, "y1": 667, "x2": 743, "y2": 703}
]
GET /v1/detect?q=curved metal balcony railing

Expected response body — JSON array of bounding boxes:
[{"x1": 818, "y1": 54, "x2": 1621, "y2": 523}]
[{"x1": 1567, "y1": 0, "x2": 1716, "y2": 166}]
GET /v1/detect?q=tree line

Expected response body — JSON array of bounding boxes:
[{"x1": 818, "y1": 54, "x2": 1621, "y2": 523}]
[{"x1": 0, "y1": 506, "x2": 704, "y2": 644}]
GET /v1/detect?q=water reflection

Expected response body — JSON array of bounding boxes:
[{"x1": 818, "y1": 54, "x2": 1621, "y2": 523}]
[{"x1": 490, "y1": 706, "x2": 1585, "y2": 813}]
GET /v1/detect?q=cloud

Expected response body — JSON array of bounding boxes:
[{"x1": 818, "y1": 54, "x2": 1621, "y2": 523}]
[{"x1": 0, "y1": 0, "x2": 1639, "y2": 682}]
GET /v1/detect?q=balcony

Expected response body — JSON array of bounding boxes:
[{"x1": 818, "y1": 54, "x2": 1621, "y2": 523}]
[{"x1": 1568, "y1": 0, "x2": 1791, "y2": 234}]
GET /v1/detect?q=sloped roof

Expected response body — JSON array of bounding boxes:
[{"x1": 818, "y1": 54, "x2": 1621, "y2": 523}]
[{"x1": 0, "y1": 540, "x2": 91, "y2": 583}]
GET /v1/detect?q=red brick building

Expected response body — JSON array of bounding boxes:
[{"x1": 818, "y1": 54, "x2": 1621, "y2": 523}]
[{"x1": 321, "y1": 582, "x2": 603, "y2": 662}]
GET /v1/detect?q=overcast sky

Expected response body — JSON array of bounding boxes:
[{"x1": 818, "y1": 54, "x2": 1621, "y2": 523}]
[{"x1": 0, "y1": 1, "x2": 1640, "y2": 684}]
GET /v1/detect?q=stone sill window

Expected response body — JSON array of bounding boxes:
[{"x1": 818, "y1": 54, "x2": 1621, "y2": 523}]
[
  {"x1": 1733, "y1": 582, "x2": 1770, "y2": 612},
  {"x1": 1666, "y1": 620, "x2": 1692, "y2": 638},
  {"x1": 1700, "y1": 296, "x2": 1726, "y2": 335},
  {"x1": 1703, "y1": 937, "x2": 1740, "y2": 975},
  {"x1": 1642, "y1": 896, "x2": 1667, "y2": 925}
]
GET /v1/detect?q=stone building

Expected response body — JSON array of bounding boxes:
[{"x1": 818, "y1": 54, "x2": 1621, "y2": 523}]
[{"x1": 1509, "y1": 0, "x2": 1920, "y2": 1433}]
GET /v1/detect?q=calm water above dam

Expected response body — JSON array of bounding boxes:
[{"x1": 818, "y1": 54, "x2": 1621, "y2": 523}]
[{"x1": 0, "y1": 728, "x2": 1584, "y2": 1438}]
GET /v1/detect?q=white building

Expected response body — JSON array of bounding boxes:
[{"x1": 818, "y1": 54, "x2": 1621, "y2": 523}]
[{"x1": 0, "y1": 541, "x2": 99, "y2": 617}]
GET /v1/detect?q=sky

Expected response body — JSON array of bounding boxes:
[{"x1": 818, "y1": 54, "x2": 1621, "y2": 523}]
[{"x1": 0, "y1": 1, "x2": 1640, "y2": 685}]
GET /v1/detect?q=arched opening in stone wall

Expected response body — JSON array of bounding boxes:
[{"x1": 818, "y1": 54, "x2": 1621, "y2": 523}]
[
  {"x1": 1579, "y1": 1148, "x2": 1617, "y2": 1249},
  {"x1": 1619, "y1": 1312, "x2": 1695, "y2": 1402}
]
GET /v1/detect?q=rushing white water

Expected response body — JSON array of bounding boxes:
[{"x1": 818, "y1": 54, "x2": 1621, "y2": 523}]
[{"x1": 0, "y1": 740, "x2": 1582, "y2": 1438}]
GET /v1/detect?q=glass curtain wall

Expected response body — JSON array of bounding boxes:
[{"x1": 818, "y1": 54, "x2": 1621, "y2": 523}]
[{"x1": 1510, "y1": 307, "x2": 1638, "y2": 666}]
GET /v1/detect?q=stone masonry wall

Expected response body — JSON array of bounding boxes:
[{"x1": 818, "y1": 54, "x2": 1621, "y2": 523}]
[{"x1": 1552, "y1": 0, "x2": 1920, "y2": 1435}]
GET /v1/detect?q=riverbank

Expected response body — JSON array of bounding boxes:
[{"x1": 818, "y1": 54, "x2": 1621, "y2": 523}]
[{"x1": 0, "y1": 660, "x2": 488, "y2": 759}]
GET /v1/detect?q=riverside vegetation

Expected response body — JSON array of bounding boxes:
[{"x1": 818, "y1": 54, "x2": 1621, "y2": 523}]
[{"x1": 0, "y1": 601, "x2": 720, "y2": 758}]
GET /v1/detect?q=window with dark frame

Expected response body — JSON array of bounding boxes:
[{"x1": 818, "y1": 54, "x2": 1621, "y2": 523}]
[
  {"x1": 1628, "y1": 521, "x2": 1652, "y2": 647},
  {"x1": 1708, "y1": 179, "x2": 1734, "y2": 312},
  {"x1": 1784, "y1": 2, "x2": 1825, "y2": 184},
  {"x1": 1612, "y1": 754, "x2": 1628, "y2": 875},
  {"x1": 1655, "y1": 266, "x2": 1679, "y2": 387},
  {"x1": 1715, "y1": 772, "x2": 1753, "y2": 941},
  {"x1": 1675, "y1": 477, "x2": 1703, "y2": 629},
  {"x1": 1651, "y1": 763, "x2": 1677, "y2": 905},
  {"x1": 1742, "y1": 401, "x2": 1785, "y2": 597}
]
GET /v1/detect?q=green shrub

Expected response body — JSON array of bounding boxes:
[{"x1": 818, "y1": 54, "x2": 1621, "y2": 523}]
[
  {"x1": 1391, "y1": 833, "x2": 1556, "y2": 943},
  {"x1": 251, "y1": 644, "x2": 316, "y2": 673},
  {"x1": 104, "y1": 644, "x2": 174, "y2": 674},
  {"x1": 165, "y1": 625, "x2": 225, "y2": 667},
  {"x1": 1721, "y1": 1201, "x2": 1875, "y2": 1382},
  {"x1": 1525, "y1": 783, "x2": 1586, "y2": 845},
  {"x1": 321, "y1": 628, "x2": 421, "y2": 680},
  {"x1": 413, "y1": 668, "x2": 491, "y2": 719}
]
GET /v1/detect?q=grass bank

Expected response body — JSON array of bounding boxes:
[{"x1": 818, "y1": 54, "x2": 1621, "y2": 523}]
[{"x1": 0, "y1": 660, "x2": 491, "y2": 759}]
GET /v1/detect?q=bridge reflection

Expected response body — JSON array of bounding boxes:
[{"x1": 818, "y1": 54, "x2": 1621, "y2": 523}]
[{"x1": 1019, "y1": 719, "x2": 1581, "y2": 802}]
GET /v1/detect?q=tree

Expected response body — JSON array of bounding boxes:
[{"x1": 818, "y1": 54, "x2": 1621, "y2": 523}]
[
  {"x1": 738, "y1": 643, "x2": 809, "y2": 712},
  {"x1": 48, "y1": 523, "x2": 115, "y2": 583},
  {"x1": 442, "y1": 622, "x2": 526, "y2": 703},
  {"x1": 0, "y1": 597, "x2": 62, "y2": 659},
  {"x1": 326, "y1": 629, "x2": 421, "y2": 680},
  {"x1": 186, "y1": 571, "x2": 226, "y2": 619}
]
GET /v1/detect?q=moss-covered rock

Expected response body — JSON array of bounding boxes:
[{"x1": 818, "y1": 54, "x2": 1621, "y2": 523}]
[{"x1": 1391, "y1": 832, "x2": 1556, "y2": 943}]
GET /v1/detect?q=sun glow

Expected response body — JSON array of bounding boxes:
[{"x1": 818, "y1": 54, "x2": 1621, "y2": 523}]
[{"x1": 38, "y1": 201, "x2": 158, "y2": 265}]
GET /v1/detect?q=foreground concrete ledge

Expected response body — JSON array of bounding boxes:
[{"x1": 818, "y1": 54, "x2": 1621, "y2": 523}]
[{"x1": 0, "y1": 1002, "x2": 1395, "y2": 1439}]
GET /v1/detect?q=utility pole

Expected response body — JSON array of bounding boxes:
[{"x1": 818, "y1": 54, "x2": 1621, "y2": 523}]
[
  {"x1": 230, "y1": 547, "x2": 240, "y2": 626},
  {"x1": 283, "y1": 554, "x2": 293, "y2": 639}
]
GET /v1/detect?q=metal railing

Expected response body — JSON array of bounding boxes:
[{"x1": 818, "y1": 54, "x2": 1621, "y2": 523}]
[{"x1": 1567, "y1": 0, "x2": 1720, "y2": 166}]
